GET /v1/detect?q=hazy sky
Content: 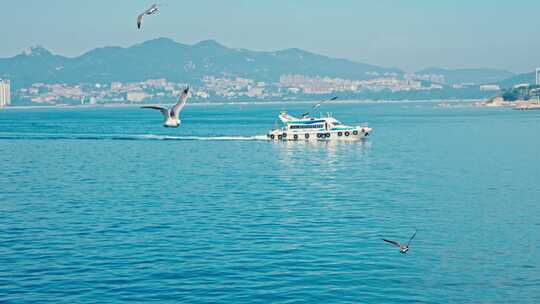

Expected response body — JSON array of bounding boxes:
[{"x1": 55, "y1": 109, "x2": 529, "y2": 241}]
[{"x1": 2, "y1": 0, "x2": 539, "y2": 73}]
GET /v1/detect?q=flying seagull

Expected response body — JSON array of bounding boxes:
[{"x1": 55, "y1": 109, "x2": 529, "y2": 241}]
[
  {"x1": 137, "y1": 4, "x2": 159, "y2": 29},
  {"x1": 141, "y1": 87, "x2": 191, "y2": 128},
  {"x1": 314, "y1": 96, "x2": 339, "y2": 109},
  {"x1": 302, "y1": 96, "x2": 338, "y2": 117},
  {"x1": 383, "y1": 229, "x2": 417, "y2": 254}
]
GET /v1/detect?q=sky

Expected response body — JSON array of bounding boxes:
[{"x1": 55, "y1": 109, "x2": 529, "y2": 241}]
[{"x1": 1, "y1": 0, "x2": 539, "y2": 73}]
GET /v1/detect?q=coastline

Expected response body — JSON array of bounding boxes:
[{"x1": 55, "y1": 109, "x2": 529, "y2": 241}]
[{"x1": 1, "y1": 99, "x2": 481, "y2": 111}]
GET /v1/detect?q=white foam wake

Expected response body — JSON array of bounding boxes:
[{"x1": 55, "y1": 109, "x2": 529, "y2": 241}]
[
  {"x1": 0, "y1": 133, "x2": 270, "y2": 142},
  {"x1": 138, "y1": 134, "x2": 269, "y2": 141}
]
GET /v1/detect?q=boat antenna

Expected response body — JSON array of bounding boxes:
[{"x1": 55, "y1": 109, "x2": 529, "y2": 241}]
[{"x1": 302, "y1": 96, "x2": 338, "y2": 117}]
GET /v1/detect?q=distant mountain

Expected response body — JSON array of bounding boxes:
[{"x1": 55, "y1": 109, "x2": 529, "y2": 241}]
[
  {"x1": 0, "y1": 46, "x2": 69, "y2": 88},
  {"x1": 415, "y1": 67, "x2": 515, "y2": 85},
  {"x1": 497, "y1": 72, "x2": 535, "y2": 89},
  {"x1": 0, "y1": 38, "x2": 402, "y2": 89}
]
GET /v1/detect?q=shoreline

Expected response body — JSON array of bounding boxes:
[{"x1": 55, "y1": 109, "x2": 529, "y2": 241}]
[{"x1": 1, "y1": 99, "x2": 481, "y2": 111}]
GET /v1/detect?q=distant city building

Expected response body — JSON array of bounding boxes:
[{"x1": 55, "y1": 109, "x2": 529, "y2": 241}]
[
  {"x1": 127, "y1": 91, "x2": 148, "y2": 102},
  {"x1": 480, "y1": 85, "x2": 500, "y2": 92},
  {"x1": 195, "y1": 90, "x2": 210, "y2": 99},
  {"x1": 14, "y1": 72, "x2": 471, "y2": 105},
  {"x1": 406, "y1": 73, "x2": 445, "y2": 84},
  {"x1": 514, "y1": 83, "x2": 530, "y2": 89},
  {"x1": 111, "y1": 82, "x2": 123, "y2": 91},
  {"x1": 0, "y1": 79, "x2": 11, "y2": 108},
  {"x1": 536, "y1": 68, "x2": 540, "y2": 86}
]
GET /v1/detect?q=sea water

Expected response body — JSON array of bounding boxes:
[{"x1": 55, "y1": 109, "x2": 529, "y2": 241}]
[{"x1": 1, "y1": 102, "x2": 540, "y2": 303}]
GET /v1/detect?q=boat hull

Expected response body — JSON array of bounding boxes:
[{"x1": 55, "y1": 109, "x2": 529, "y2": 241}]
[{"x1": 267, "y1": 127, "x2": 372, "y2": 141}]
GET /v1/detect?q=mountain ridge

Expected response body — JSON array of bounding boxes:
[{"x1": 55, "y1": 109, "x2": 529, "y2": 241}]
[
  {"x1": 496, "y1": 72, "x2": 535, "y2": 88},
  {"x1": 0, "y1": 38, "x2": 531, "y2": 92},
  {"x1": 0, "y1": 38, "x2": 402, "y2": 89}
]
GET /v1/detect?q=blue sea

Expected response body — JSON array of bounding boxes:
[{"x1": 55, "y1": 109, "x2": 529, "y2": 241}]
[{"x1": 1, "y1": 102, "x2": 540, "y2": 303}]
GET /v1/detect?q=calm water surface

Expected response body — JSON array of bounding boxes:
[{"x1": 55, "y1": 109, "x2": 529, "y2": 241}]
[{"x1": 1, "y1": 102, "x2": 540, "y2": 303}]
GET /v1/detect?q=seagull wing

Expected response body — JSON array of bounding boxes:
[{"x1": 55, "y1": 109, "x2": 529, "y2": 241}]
[
  {"x1": 141, "y1": 106, "x2": 169, "y2": 119},
  {"x1": 137, "y1": 13, "x2": 145, "y2": 29},
  {"x1": 312, "y1": 96, "x2": 338, "y2": 109},
  {"x1": 137, "y1": 4, "x2": 158, "y2": 29},
  {"x1": 407, "y1": 230, "x2": 417, "y2": 246},
  {"x1": 148, "y1": 4, "x2": 159, "y2": 13},
  {"x1": 383, "y1": 239, "x2": 402, "y2": 248},
  {"x1": 171, "y1": 87, "x2": 190, "y2": 117}
]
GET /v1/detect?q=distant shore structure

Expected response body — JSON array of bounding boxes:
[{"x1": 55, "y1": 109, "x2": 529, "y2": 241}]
[
  {"x1": 477, "y1": 67, "x2": 540, "y2": 109},
  {"x1": 0, "y1": 79, "x2": 11, "y2": 108},
  {"x1": 479, "y1": 84, "x2": 500, "y2": 92}
]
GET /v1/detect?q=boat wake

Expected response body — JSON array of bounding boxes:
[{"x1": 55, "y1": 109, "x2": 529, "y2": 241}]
[
  {"x1": 140, "y1": 134, "x2": 269, "y2": 141},
  {"x1": 0, "y1": 133, "x2": 270, "y2": 142}
]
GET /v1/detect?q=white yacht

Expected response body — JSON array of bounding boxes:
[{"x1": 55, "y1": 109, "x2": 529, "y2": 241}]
[{"x1": 267, "y1": 111, "x2": 372, "y2": 141}]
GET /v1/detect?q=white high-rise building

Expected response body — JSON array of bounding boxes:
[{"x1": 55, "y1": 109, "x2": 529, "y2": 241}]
[
  {"x1": 536, "y1": 68, "x2": 540, "y2": 86},
  {"x1": 0, "y1": 79, "x2": 11, "y2": 108}
]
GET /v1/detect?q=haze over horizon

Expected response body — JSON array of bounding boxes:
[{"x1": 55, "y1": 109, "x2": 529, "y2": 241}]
[{"x1": 2, "y1": 0, "x2": 540, "y2": 73}]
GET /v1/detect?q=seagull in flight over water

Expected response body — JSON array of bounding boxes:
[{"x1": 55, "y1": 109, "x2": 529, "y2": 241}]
[
  {"x1": 302, "y1": 96, "x2": 338, "y2": 117},
  {"x1": 137, "y1": 4, "x2": 159, "y2": 29},
  {"x1": 383, "y1": 229, "x2": 417, "y2": 254},
  {"x1": 314, "y1": 96, "x2": 338, "y2": 109},
  {"x1": 141, "y1": 87, "x2": 191, "y2": 128}
]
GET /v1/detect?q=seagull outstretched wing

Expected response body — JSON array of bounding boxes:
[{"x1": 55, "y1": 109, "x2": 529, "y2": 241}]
[
  {"x1": 304, "y1": 96, "x2": 338, "y2": 116},
  {"x1": 407, "y1": 230, "x2": 417, "y2": 246},
  {"x1": 383, "y1": 239, "x2": 401, "y2": 248},
  {"x1": 171, "y1": 87, "x2": 190, "y2": 118},
  {"x1": 141, "y1": 105, "x2": 169, "y2": 119},
  {"x1": 137, "y1": 13, "x2": 145, "y2": 29},
  {"x1": 137, "y1": 4, "x2": 159, "y2": 29},
  {"x1": 314, "y1": 96, "x2": 338, "y2": 109}
]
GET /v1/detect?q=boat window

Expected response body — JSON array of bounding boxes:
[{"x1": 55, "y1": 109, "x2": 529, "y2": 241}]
[{"x1": 290, "y1": 124, "x2": 324, "y2": 129}]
